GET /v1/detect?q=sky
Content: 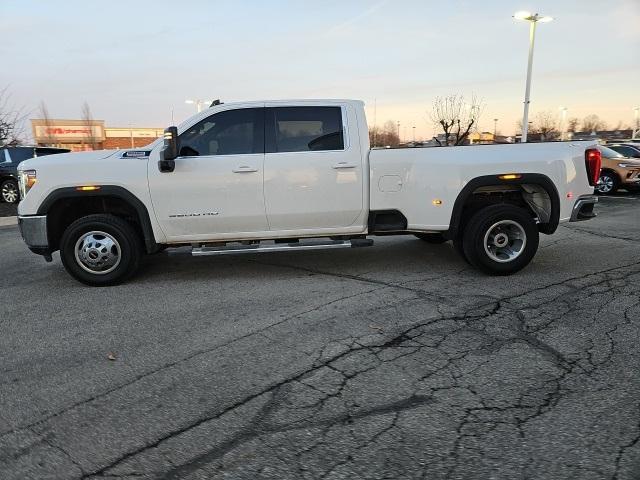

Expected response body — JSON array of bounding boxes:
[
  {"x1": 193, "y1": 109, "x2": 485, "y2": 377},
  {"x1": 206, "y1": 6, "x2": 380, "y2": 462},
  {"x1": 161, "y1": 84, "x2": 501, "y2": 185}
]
[{"x1": 1, "y1": 0, "x2": 639, "y2": 140}]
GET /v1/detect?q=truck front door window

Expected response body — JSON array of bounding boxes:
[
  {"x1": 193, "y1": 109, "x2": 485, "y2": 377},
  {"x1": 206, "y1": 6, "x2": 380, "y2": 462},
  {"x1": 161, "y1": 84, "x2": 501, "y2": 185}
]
[{"x1": 179, "y1": 108, "x2": 263, "y2": 157}]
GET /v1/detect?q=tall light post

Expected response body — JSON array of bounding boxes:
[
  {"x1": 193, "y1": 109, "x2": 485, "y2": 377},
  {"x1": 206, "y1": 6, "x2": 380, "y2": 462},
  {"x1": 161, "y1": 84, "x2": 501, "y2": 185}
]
[
  {"x1": 185, "y1": 99, "x2": 212, "y2": 113},
  {"x1": 513, "y1": 11, "x2": 553, "y2": 143},
  {"x1": 633, "y1": 107, "x2": 639, "y2": 140},
  {"x1": 493, "y1": 118, "x2": 498, "y2": 138},
  {"x1": 559, "y1": 107, "x2": 568, "y2": 141}
]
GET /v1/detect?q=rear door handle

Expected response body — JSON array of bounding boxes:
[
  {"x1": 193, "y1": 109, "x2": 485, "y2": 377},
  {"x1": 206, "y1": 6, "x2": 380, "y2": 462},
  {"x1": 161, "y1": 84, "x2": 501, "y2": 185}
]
[
  {"x1": 332, "y1": 162, "x2": 357, "y2": 169},
  {"x1": 232, "y1": 166, "x2": 258, "y2": 173}
]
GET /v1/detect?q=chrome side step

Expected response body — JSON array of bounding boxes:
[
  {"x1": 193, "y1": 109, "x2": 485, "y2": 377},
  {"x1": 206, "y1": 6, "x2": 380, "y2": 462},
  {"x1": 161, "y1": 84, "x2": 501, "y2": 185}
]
[{"x1": 191, "y1": 238, "x2": 373, "y2": 256}]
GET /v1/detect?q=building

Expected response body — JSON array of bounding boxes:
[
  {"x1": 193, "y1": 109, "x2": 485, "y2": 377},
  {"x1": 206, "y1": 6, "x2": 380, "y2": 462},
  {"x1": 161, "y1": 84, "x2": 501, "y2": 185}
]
[
  {"x1": 31, "y1": 119, "x2": 163, "y2": 151},
  {"x1": 468, "y1": 132, "x2": 514, "y2": 145}
]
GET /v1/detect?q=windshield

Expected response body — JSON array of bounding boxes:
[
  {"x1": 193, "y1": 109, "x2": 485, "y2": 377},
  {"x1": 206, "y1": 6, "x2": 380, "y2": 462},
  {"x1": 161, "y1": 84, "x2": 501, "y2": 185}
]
[{"x1": 598, "y1": 145, "x2": 625, "y2": 158}]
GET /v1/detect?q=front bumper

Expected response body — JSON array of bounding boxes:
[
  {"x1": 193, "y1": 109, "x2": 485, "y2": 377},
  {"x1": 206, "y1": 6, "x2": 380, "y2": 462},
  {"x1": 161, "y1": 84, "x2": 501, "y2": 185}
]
[
  {"x1": 18, "y1": 215, "x2": 51, "y2": 256},
  {"x1": 570, "y1": 195, "x2": 598, "y2": 222}
]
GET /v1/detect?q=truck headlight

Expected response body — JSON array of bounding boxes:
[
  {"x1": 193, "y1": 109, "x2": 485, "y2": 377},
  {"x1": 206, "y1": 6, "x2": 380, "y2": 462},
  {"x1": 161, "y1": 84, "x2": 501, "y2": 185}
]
[{"x1": 18, "y1": 169, "x2": 37, "y2": 198}]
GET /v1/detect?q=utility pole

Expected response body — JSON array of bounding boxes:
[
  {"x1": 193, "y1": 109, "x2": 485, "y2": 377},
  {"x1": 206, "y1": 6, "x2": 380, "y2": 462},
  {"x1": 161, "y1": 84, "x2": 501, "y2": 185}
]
[
  {"x1": 397, "y1": 121, "x2": 400, "y2": 143},
  {"x1": 634, "y1": 107, "x2": 639, "y2": 140},
  {"x1": 493, "y1": 118, "x2": 498, "y2": 138},
  {"x1": 413, "y1": 126, "x2": 416, "y2": 142}
]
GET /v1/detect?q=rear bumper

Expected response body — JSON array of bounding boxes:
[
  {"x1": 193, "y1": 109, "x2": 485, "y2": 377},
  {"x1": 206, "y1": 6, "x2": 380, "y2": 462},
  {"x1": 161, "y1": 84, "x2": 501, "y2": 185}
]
[
  {"x1": 570, "y1": 195, "x2": 598, "y2": 222},
  {"x1": 18, "y1": 215, "x2": 51, "y2": 255}
]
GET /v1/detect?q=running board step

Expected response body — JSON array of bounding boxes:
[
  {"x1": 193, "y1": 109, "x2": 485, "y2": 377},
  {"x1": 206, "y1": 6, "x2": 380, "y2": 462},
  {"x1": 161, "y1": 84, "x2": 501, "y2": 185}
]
[{"x1": 192, "y1": 239, "x2": 373, "y2": 256}]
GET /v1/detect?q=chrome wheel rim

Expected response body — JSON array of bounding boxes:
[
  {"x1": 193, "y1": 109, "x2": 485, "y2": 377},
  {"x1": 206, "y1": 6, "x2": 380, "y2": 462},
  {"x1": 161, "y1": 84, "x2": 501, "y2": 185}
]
[
  {"x1": 2, "y1": 182, "x2": 18, "y2": 203},
  {"x1": 74, "y1": 231, "x2": 121, "y2": 275},
  {"x1": 597, "y1": 175, "x2": 614, "y2": 193},
  {"x1": 483, "y1": 220, "x2": 527, "y2": 263}
]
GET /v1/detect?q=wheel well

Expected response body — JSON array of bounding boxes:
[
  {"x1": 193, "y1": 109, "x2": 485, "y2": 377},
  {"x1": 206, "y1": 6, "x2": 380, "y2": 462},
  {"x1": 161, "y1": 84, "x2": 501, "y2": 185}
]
[
  {"x1": 449, "y1": 174, "x2": 560, "y2": 238},
  {"x1": 46, "y1": 196, "x2": 145, "y2": 251},
  {"x1": 599, "y1": 168, "x2": 619, "y2": 180}
]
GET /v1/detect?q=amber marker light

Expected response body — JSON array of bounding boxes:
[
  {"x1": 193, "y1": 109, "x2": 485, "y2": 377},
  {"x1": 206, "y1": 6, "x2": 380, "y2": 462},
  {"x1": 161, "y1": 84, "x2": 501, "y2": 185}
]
[
  {"x1": 432, "y1": 199, "x2": 443, "y2": 206},
  {"x1": 76, "y1": 186, "x2": 101, "y2": 192},
  {"x1": 26, "y1": 175, "x2": 37, "y2": 188},
  {"x1": 498, "y1": 174, "x2": 523, "y2": 180}
]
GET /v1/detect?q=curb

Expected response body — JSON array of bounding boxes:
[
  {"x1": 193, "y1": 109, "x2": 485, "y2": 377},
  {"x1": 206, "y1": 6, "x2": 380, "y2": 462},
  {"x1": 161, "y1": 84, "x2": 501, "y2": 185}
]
[{"x1": 0, "y1": 216, "x2": 18, "y2": 227}]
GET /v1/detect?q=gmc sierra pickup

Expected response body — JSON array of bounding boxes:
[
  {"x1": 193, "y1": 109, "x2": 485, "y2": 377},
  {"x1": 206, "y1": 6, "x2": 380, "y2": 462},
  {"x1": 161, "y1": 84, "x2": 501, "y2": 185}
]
[{"x1": 17, "y1": 99, "x2": 601, "y2": 286}]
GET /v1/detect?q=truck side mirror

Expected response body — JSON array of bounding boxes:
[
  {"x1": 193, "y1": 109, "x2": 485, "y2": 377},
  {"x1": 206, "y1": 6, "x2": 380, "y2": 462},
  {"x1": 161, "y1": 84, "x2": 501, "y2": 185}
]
[{"x1": 159, "y1": 126, "x2": 178, "y2": 173}]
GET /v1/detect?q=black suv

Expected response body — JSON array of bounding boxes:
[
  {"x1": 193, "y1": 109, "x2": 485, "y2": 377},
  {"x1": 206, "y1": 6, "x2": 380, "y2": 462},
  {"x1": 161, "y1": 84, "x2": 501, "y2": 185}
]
[{"x1": 0, "y1": 146, "x2": 70, "y2": 203}]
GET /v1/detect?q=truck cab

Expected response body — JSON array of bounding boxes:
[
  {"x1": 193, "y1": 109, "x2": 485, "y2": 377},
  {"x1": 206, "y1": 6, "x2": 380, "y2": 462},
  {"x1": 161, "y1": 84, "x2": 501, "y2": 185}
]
[{"x1": 149, "y1": 100, "x2": 369, "y2": 241}]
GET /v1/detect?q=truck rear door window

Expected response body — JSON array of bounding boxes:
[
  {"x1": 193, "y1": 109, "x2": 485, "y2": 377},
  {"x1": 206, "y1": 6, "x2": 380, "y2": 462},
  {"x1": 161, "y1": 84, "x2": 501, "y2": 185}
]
[{"x1": 267, "y1": 107, "x2": 344, "y2": 153}]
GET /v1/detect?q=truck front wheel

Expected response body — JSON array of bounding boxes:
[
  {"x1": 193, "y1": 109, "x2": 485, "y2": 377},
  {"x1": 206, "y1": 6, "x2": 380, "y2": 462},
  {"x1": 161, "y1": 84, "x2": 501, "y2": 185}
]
[
  {"x1": 60, "y1": 214, "x2": 142, "y2": 286},
  {"x1": 462, "y1": 204, "x2": 539, "y2": 275}
]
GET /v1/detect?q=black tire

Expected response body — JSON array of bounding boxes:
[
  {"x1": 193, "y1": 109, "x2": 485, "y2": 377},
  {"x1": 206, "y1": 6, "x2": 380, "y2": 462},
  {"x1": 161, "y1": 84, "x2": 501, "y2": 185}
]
[
  {"x1": 595, "y1": 171, "x2": 619, "y2": 194},
  {"x1": 414, "y1": 232, "x2": 447, "y2": 244},
  {"x1": 462, "y1": 204, "x2": 539, "y2": 276},
  {"x1": 1, "y1": 179, "x2": 19, "y2": 203},
  {"x1": 60, "y1": 214, "x2": 142, "y2": 286}
]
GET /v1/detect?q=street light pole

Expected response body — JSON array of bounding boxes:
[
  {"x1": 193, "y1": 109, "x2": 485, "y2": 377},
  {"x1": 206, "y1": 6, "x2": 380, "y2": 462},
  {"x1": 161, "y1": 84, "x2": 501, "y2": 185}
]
[
  {"x1": 634, "y1": 107, "x2": 639, "y2": 140},
  {"x1": 397, "y1": 121, "x2": 400, "y2": 143},
  {"x1": 493, "y1": 118, "x2": 498, "y2": 138},
  {"x1": 513, "y1": 11, "x2": 553, "y2": 143},
  {"x1": 560, "y1": 107, "x2": 568, "y2": 141}
]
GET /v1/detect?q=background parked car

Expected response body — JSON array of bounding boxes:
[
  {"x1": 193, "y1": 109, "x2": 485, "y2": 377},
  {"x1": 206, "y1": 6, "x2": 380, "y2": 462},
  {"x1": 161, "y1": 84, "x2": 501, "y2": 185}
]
[
  {"x1": 0, "y1": 146, "x2": 70, "y2": 203},
  {"x1": 596, "y1": 145, "x2": 640, "y2": 194},
  {"x1": 607, "y1": 143, "x2": 640, "y2": 159}
]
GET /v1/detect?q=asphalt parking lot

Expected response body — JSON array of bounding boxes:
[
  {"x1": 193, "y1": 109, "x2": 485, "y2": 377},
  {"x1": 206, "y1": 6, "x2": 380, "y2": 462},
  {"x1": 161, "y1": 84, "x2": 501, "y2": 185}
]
[{"x1": 0, "y1": 194, "x2": 639, "y2": 480}]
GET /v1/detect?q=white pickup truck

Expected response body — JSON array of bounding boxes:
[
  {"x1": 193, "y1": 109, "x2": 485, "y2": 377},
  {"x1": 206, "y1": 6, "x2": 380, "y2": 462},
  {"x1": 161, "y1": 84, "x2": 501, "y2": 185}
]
[{"x1": 17, "y1": 99, "x2": 601, "y2": 286}]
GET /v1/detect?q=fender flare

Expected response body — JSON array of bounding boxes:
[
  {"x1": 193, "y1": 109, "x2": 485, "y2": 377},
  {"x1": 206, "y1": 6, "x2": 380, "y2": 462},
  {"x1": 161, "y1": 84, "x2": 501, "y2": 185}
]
[
  {"x1": 37, "y1": 185, "x2": 159, "y2": 253},
  {"x1": 448, "y1": 173, "x2": 561, "y2": 238}
]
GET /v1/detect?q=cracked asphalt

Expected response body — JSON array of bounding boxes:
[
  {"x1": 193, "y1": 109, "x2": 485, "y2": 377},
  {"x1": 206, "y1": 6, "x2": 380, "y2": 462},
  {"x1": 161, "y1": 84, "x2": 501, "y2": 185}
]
[{"x1": 1, "y1": 194, "x2": 639, "y2": 480}]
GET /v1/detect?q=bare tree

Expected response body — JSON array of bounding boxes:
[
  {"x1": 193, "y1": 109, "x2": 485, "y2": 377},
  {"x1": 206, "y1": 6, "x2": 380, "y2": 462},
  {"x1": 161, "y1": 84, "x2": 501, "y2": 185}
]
[
  {"x1": 567, "y1": 117, "x2": 579, "y2": 133},
  {"x1": 369, "y1": 120, "x2": 400, "y2": 147},
  {"x1": 430, "y1": 94, "x2": 483, "y2": 146},
  {"x1": 0, "y1": 87, "x2": 26, "y2": 146},
  {"x1": 38, "y1": 101, "x2": 56, "y2": 146},
  {"x1": 582, "y1": 114, "x2": 607, "y2": 133},
  {"x1": 81, "y1": 101, "x2": 98, "y2": 150},
  {"x1": 611, "y1": 120, "x2": 630, "y2": 131},
  {"x1": 516, "y1": 111, "x2": 561, "y2": 141},
  {"x1": 530, "y1": 111, "x2": 560, "y2": 141}
]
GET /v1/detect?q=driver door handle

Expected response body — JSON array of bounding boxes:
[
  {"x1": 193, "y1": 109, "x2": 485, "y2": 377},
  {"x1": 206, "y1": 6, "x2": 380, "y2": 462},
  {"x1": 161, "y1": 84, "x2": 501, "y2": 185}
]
[
  {"x1": 233, "y1": 166, "x2": 258, "y2": 173},
  {"x1": 332, "y1": 162, "x2": 357, "y2": 169}
]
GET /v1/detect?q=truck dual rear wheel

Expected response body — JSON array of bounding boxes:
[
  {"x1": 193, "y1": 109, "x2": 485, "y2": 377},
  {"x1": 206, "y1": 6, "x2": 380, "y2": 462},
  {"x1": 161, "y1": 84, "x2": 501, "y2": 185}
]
[
  {"x1": 60, "y1": 214, "x2": 142, "y2": 286},
  {"x1": 462, "y1": 204, "x2": 538, "y2": 275}
]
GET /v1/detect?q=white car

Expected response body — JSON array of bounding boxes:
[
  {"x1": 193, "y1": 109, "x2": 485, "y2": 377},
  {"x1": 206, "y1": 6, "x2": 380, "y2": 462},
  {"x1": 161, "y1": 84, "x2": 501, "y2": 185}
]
[{"x1": 17, "y1": 99, "x2": 601, "y2": 285}]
